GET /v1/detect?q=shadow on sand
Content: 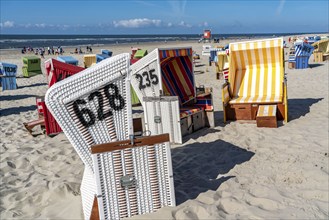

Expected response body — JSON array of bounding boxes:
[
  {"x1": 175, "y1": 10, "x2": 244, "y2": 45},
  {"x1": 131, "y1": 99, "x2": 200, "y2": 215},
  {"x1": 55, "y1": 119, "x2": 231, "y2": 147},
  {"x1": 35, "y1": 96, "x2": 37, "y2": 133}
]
[
  {"x1": 0, "y1": 105, "x2": 36, "y2": 117},
  {"x1": 309, "y1": 63, "x2": 324, "y2": 68},
  {"x1": 18, "y1": 82, "x2": 47, "y2": 89},
  {"x1": 172, "y1": 139, "x2": 254, "y2": 205},
  {"x1": 0, "y1": 94, "x2": 37, "y2": 102},
  {"x1": 288, "y1": 98, "x2": 323, "y2": 121}
]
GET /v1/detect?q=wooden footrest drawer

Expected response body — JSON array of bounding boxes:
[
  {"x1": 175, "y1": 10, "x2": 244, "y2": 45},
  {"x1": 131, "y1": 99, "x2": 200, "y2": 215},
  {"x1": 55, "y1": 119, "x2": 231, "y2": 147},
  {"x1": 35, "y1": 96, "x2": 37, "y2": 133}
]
[{"x1": 256, "y1": 105, "x2": 277, "y2": 128}]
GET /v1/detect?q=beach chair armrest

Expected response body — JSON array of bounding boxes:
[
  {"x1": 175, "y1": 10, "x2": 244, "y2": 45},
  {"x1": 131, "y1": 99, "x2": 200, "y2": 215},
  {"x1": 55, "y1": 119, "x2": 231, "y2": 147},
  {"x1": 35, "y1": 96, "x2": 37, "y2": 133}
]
[
  {"x1": 195, "y1": 87, "x2": 213, "y2": 112},
  {"x1": 90, "y1": 134, "x2": 170, "y2": 154},
  {"x1": 222, "y1": 82, "x2": 231, "y2": 105},
  {"x1": 196, "y1": 92, "x2": 212, "y2": 98}
]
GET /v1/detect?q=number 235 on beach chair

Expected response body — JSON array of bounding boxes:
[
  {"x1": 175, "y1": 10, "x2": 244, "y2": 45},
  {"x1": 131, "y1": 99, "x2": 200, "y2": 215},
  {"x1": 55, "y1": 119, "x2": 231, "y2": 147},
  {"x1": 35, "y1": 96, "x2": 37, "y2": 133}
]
[
  {"x1": 130, "y1": 47, "x2": 215, "y2": 144},
  {"x1": 222, "y1": 38, "x2": 288, "y2": 127},
  {"x1": 45, "y1": 54, "x2": 175, "y2": 219}
]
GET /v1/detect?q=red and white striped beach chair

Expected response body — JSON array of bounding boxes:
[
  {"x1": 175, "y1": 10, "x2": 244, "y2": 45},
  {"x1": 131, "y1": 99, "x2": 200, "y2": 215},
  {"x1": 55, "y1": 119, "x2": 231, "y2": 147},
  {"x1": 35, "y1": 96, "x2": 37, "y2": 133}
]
[{"x1": 24, "y1": 59, "x2": 84, "y2": 136}]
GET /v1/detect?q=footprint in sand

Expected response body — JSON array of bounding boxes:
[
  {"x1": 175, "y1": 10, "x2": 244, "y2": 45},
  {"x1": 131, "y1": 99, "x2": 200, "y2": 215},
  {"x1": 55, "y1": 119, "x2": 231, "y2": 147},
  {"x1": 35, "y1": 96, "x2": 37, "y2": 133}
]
[
  {"x1": 7, "y1": 161, "x2": 16, "y2": 169},
  {"x1": 246, "y1": 195, "x2": 284, "y2": 211}
]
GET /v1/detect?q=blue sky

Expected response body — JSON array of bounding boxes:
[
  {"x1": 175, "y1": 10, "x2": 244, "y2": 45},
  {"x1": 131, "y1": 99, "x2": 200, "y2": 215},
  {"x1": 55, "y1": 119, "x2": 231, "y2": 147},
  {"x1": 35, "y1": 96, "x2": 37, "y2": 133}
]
[{"x1": 0, "y1": 0, "x2": 328, "y2": 35}]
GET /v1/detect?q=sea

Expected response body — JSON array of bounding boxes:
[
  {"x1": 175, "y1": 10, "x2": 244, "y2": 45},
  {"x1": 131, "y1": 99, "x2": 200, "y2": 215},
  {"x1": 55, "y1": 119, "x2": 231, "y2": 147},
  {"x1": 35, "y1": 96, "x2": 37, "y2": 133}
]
[{"x1": 0, "y1": 33, "x2": 320, "y2": 50}]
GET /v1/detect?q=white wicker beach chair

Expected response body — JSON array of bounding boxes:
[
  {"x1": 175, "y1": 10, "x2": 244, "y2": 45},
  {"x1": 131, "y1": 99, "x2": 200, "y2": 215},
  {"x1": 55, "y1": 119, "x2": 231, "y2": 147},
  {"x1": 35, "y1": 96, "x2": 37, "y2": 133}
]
[{"x1": 46, "y1": 53, "x2": 175, "y2": 219}]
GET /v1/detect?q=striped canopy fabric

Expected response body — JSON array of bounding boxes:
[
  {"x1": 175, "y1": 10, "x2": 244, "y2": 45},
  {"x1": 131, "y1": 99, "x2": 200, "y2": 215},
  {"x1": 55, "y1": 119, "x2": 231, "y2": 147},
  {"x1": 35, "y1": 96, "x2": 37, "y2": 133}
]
[
  {"x1": 159, "y1": 48, "x2": 192, "y2": 59},
  {"x1": 294, "y1": 43, "x2": 314, "y2": 57},
  {"x1": 217, "y1": 51, "x2": 229, "y2": 72},
  {"x1": 159, "y1": 48, "x2": 195, "y2": 105},
  {"x1": 229, "y1": 38, "x2": 284, "y2": 104}
]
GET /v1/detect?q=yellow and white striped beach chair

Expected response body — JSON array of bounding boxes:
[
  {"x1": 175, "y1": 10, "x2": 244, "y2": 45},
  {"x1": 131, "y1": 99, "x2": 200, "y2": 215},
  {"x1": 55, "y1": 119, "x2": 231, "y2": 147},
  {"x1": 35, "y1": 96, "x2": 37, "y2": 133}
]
[
  {"x1": 222, "y1": 38, "x2": 288, "y2": 123},
  {"x1": 312, "y1": 39, "x2": 329, "y2": 62}
]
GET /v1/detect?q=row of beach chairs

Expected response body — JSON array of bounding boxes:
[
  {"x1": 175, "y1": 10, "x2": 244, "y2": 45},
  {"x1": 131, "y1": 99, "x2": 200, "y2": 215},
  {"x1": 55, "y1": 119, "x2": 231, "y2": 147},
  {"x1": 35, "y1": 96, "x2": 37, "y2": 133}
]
[
  {"x1": 2, "y1": 38, "x2": 301, "y2": 219},
  {"x1": 42, "y1": 38, "x2": 287, "y2": 218}
]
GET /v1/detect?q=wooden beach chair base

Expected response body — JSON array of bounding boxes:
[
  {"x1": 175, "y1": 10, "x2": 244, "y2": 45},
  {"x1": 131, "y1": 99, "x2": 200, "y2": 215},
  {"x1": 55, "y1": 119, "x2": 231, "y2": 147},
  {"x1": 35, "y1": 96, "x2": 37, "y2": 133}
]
[{"x1": 224, "y1": 102, "x2": 285, "y2": 121}]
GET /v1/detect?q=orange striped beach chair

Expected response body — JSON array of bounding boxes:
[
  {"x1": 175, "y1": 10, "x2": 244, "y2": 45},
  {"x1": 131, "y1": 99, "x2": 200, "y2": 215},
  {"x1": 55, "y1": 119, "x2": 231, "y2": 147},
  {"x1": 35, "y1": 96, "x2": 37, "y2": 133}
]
[{"x1": 222, "y1": 38, "x2": 288, "y2": 124}]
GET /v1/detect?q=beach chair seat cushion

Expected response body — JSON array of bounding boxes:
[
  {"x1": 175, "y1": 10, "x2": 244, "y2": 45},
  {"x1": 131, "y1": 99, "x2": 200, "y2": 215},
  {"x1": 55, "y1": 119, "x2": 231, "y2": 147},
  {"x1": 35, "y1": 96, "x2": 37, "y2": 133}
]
[
  {"x1": 179, "y1": 106, "x2": 204, "y2": 118},
  {"x1": 229, "y1": 95, "x2": 283, "y2": 104}
]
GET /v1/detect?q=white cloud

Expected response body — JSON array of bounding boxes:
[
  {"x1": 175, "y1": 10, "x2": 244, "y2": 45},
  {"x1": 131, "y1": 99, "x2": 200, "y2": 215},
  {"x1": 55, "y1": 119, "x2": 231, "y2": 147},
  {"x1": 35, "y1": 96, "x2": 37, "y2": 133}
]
[
  {"x1": 113, "y1": 18, "x2": 162, "y2": 28},
  {"x1": 18, "y1": 23, "x2": 70, "y2": 29},
  {"x1": 35, "y1": 23, "x2": 46, "y2": 28},
  {"x1": 276, "y1": 0, "x2": 285, "y2": 15},
  {"x1": 0, "y1": 20, "x2": 14, "y2": 28},
  {"x1": 178, "y1": 21, "x2": 192, "y2": 28},
  {"x1": 167, "y1": 22, "x2": 173, "y2": 27}
]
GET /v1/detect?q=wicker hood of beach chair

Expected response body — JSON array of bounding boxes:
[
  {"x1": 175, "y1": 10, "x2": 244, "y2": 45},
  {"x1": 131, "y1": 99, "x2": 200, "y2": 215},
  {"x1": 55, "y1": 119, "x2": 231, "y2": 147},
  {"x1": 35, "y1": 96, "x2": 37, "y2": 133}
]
[{"x1": 45, "y1": 53, "x2": 133, "y2": 172}]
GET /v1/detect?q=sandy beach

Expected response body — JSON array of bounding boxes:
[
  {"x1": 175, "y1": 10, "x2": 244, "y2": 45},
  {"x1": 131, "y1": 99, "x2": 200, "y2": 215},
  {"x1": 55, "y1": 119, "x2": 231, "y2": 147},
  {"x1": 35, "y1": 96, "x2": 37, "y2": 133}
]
[{"x1": 1, "y1": 35, "x2": 328, "y2": 219}]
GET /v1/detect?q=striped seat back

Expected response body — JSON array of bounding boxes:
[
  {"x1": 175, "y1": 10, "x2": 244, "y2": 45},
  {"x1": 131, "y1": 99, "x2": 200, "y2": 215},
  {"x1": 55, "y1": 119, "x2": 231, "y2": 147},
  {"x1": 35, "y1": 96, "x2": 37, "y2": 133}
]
[
  {"x1": 229, "y1": 38, "x2": 284, "y2": 102},
  {"x1": 159, "y1": 48, "x2": 195, "y2": 105}
]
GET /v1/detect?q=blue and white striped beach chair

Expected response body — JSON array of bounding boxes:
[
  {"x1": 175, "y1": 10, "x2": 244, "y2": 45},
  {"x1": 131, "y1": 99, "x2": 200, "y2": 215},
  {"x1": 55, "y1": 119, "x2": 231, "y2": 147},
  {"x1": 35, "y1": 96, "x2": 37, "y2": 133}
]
[
  {"x1": 289, "y1": 43, "x2": 314, "y2": 69},
  {"x1": 0, "y1": 62, "x2": 18, "y2": 91}
]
